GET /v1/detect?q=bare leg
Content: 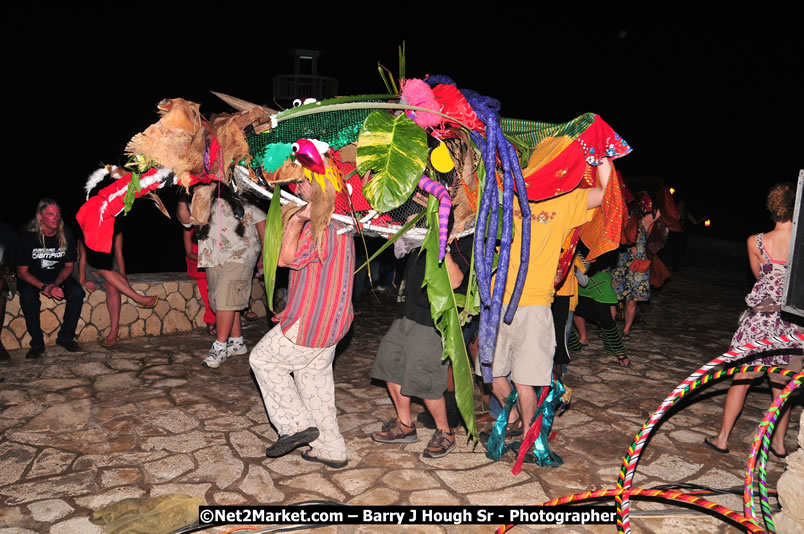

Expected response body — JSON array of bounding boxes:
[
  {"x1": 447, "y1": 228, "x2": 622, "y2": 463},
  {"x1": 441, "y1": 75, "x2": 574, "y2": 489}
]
[
  {"x1": 769, "y1": 382, "x2": 792, "y2": 455},
  {"x1": 386, "y1": 381, "x2": 413, "y2": 426},
  {"x1": 623, "y1": 300, "x2": 637, "y2": 335},
  {"x1": 215, "y1": 310, "x2": 241, "y2": 344},
  {"x1": 514, "y1": 382, "x2": 537, "y2": 428},
  {"x1": 423, "y1": 397, "x2": 449, "y2": 432},
  {"x1": 490, "y1": 376, "x2": 521, "y2": 424},
  {"x1": 469, "y1": 338, "x2": 491, "y2": 410},
  {"x1": 491, "y1": 376, "x2": 511, "y2": 409},
  {"x1": 98, "y1": 270, "x2": 156, "y2": 306},
  {"x1": 104, "y1": 284, "x2": 121, "y2": 343},
  {"x1": 711, "y1": 374, "x2": 753, "y2": 450},
  {"x1": 573, "y1": 315, "x2": 588, "y2": 344}
]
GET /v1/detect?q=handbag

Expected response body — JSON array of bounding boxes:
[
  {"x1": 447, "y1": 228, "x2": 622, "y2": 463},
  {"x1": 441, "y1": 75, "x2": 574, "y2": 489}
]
[{"x1": 629, "y1": 258, "x2": 651, "y2": 273}]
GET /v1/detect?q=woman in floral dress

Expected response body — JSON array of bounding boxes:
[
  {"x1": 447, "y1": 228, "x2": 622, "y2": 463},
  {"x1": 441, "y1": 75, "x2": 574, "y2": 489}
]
[
  {"x1": 705, "y1": 183, "x2": 801, "y2": 457},
  {"x1": 612, "y1": 192, "x2": 658, "y2": 340}
]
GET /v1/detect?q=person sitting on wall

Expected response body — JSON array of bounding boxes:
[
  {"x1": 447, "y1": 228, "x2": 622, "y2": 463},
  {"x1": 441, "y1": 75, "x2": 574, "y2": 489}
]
[{"x1": 16, "y1": 199, "x2": 85, "y2": 358}]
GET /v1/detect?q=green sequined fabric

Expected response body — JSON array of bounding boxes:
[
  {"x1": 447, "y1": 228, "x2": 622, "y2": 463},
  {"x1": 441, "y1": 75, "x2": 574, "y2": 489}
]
[{"x1": 245, "y1": 108, "x2": 374, "y2": 168}]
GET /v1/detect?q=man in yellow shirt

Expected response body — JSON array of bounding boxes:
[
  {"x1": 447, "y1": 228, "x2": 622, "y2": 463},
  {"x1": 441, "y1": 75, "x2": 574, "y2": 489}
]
[{"x1": 490, "y1": 159, "x2": 611, "y2": 431}]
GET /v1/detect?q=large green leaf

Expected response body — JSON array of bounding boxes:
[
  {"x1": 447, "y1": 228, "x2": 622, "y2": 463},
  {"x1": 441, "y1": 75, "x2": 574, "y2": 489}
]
[
  {"x1": 356, "y1": 111, "x2": 428, "y2": 213},
  {"x1": 262, "y1": 186, "x2": 283, "y2": 312},
  {"x1": 421, "y1": 197, "x2": 478, "y2": 443}
]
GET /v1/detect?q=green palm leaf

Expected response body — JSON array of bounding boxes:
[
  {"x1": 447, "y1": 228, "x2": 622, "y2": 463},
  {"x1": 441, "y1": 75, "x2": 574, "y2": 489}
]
[
  {"x1": 421, "y1": 197, "x2": 478, "y2": 443},
  {"x1": 262, "y1": 186, "x2": 283, "y2": 312},
  {"x1": 356, "y1": 111, "x2": 428, "y2": 213}
]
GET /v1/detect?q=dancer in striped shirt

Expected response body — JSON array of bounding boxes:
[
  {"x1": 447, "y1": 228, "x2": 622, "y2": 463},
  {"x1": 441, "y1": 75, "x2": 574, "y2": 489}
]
[{"x1": 249, "y1": 179, "x2": 355, "y2": 469}]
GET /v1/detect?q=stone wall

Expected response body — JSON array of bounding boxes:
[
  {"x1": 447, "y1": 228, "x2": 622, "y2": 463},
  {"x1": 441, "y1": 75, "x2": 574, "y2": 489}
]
[{"x1": 1, "y1": 274, "x2": 268, "y2": 350}]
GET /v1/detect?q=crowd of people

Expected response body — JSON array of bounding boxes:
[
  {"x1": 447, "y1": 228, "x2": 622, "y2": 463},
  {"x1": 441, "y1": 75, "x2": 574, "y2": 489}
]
[{"x1": 0, "y1": 175, "x2": 800, "y2": 469}]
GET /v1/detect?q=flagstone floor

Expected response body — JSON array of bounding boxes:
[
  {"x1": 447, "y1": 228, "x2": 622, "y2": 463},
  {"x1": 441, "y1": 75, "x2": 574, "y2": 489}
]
[{"x1": 0, "y1": 258, "x2": 801, "y2": 533}]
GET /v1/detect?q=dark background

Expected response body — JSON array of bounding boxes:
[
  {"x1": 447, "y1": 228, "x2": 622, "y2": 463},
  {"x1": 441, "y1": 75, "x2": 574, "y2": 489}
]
[{"x1": 4, "y1": 9, "x2": 801, "y2": 272}]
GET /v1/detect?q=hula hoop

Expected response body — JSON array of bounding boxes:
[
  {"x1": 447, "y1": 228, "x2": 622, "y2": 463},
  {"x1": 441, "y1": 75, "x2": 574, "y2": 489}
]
[
  {"x1": 615, "y1": 333, "x2": 804, "y2": 534},
  {"x1": 745, "y1": 371, "x2": 802, "y2": 533},
  {"x1": 493, "y1": 488, "x2": 764, "y2": 533}
]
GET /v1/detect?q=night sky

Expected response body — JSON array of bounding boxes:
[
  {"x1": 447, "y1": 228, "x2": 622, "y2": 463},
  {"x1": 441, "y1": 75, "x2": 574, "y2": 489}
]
[{"x1": 5, "y1": 9, "x2": 802, "y2": 272}]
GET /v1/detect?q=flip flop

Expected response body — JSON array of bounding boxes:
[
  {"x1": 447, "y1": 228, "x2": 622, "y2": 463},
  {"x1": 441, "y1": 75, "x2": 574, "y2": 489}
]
[
  {"x1": 242, "y1": 310, "x2": 259, "y2": 322},
  {"x1": 301, "y1": 448, "x2": 348, "y2": 469},
  {"x1": 770, "y1": 448, "x2": 788, "y2": 459},
  {"x1": 617, "y1": 354, "x2": 631, "y2": 367},
  {"x1": 622, "y1": 332, "x2": 632, "y2": 341},
  {"x1": 100, "y1": 338, "x2": 117, "y2": 348},
  {"x1": 207, "y1": 323, "x2": 217, "y2": 336},
  {"x1": 138, "y1": 296, "x2": 159, "y2": 309},
  {"x1": 704, "y1": 437, "x2": 729, "y2": 454}
]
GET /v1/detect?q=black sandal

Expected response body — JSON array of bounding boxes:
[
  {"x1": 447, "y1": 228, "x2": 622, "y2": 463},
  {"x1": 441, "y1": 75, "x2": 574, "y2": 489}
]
[
  {"x1": 617, "y1": 354, "x2": 631, "y2": 367},
  {"x1": 301, "y1": 448, "x2": 348, "y2": 468}
]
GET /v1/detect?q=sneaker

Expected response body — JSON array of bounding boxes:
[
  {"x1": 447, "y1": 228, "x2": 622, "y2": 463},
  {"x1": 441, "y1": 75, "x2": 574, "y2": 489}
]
[
  {"x1": 227, "y1": 337, "x2": 248, "y2": 356},
  {"x1": 371, "y1": 418, "x2": 418, "y2": 444},
  {"x1": 423, "y1": 429, "x2": 456, "y2": 458},
  {"x1": 202, "y1": 342, "x2": 229, "y2": 369}
]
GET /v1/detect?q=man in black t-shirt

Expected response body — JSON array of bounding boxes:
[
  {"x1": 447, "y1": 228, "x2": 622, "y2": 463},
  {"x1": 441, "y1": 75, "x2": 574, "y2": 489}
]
[
  {"x1": 370, "y1": 235, "x2": 473, "y2": 459},
  {"x1": 16, "y1": 199, "x2": 85, "y2": 358}
]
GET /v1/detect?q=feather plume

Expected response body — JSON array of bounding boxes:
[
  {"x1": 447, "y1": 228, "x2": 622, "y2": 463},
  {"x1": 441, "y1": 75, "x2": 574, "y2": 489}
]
[
  {"x1": 400, "y1": 78, "x2": 442, "y2": 128},
  {"x1": 145, "y1": 192, "x2": 171, "y2": 219},
  {"x1": 85, "y1": 168, "x2": 109, "y2": 199}
]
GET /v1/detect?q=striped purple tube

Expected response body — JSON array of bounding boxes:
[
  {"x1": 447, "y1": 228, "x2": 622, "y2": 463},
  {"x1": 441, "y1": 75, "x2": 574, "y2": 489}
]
[{"x1": 418, "y1": 175, "x2": 452, "y2": 261}]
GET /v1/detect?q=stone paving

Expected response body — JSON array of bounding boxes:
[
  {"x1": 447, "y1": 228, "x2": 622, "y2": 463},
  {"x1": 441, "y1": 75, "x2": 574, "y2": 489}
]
[{"x1": 0, "y1": 257, "x2": 801, "y2": 533}]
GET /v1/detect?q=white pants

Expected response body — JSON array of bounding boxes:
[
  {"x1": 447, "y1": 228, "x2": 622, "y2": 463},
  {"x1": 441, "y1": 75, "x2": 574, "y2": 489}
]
[{"x1": 249, "y1": 323, "x2": 346, "y2": 461}]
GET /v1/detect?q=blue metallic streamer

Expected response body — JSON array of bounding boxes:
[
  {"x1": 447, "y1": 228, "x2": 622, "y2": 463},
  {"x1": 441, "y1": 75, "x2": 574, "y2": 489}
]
[{"x1": 485, "y1": 391, "x2": 518, "y2": 461}]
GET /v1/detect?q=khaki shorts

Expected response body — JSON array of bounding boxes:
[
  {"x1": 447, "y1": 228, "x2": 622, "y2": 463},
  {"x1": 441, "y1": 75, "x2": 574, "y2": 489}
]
[
  {"x1": 476, "y1": 305, "x2": 555, "y2": 387},
  {"x1": 742, "y1": 354, "x2": 803, "y2": 385},
  {"x1": 207, "y1": 261, "x2": 254, "y2": 312}
]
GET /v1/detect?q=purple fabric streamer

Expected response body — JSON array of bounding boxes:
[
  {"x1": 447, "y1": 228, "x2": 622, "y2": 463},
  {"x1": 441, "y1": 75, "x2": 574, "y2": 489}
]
[
  {"x1": 417, "y1": 175, "x2": 451, "y2": 261},
  {"x1": 426, "y1": 76, "x2": 532, "y2": 382},
  {"x1": 502, "y1": 143, "x2": 531, "y2": 324}
]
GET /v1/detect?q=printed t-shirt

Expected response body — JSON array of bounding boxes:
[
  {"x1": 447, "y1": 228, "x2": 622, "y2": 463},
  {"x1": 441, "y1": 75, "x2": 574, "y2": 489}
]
[
  {"x1": 502, "y1": 188, "x2": 594, "y2": 307},
  {"x1": 16, "y1": 228, "x2": 77, "y2": 286}
]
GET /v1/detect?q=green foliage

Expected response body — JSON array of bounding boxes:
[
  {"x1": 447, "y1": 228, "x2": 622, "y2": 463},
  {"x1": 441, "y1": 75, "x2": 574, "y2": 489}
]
[
  {"x1": 421, "y1": 197, "x2": 478, "y2": 442},
  {"x1": 398, "y1": 41, "x2": 406, "y2": 82},
  {"x1": 262, "y1": 186, "x2": 283, "y2": 312},
  {"x1": 356, "y1": 111, "x2": 428, "y2": 213},
  {"x1": 122, "y1": 172, "x2": 142, "y2": 215}
]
